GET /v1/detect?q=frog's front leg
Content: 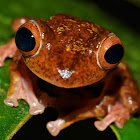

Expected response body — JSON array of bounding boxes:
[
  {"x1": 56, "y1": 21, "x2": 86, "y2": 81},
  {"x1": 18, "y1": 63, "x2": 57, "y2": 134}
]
[
  {"x1": 4, "y1": 51, "x2": 45, "y2": 115},
  {"x1": 0, "y1": 38, "x2": 17, "y2": 66},
  {"x1": 46, "y1": 108, "x2": 94, "y2": 136},
  {"x1": 45, "y1": 62, "x2": 140, "y2": 136},
  {"x1": 45, "y1": 96, "x2": 107, "y2": 136}
]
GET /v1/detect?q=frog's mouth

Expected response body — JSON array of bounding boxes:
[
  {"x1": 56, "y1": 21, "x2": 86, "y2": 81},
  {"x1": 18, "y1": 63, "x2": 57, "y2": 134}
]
[{"x1": 96, "y1": 33, "x2": 124, "y2": 70}]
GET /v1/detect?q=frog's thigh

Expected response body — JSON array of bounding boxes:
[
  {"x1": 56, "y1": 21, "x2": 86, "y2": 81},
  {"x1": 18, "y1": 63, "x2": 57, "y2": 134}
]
[
  {"x1": 95, "y1": 62, "x2": 140, "y2": 130},
  {"x1": 4, "y1": 55, "x2": 45, "y2": 115},
  {"x1": 11, "y1": 17, "x2": 30, "y2": 31},
  {"x1": 100, "y1": 62, "x2": 140, "y2": 114},
  {"x1": 117, "y1": 62, "x2": 140, "y2": 113}
]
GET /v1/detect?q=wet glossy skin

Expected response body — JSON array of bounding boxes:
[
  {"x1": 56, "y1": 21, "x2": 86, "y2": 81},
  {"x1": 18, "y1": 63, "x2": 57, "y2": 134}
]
[
  {"x1": 0, "y1": 14, "x2": 140, "y2": 136},
  {"x1": 15, "y1": 14, "x2": 123, "y2": 88}
]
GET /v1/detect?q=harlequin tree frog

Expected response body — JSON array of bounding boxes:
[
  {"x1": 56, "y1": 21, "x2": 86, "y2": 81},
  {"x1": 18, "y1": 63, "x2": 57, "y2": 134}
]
[{"x1": 0, "y1": 14, "x2": 140, "y2": 136}]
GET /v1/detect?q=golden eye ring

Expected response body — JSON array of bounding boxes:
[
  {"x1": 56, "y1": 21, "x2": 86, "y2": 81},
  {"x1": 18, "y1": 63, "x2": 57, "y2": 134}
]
[
  {"x1": 15, "y1": 20, "x2": 41, "y2": 57},
  {"x1": 97, "y1": 34, "x2": 124, "y2": 70}
]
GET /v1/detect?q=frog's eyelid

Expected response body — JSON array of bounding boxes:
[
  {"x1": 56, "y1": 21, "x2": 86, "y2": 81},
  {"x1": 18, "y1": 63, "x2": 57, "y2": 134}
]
[
  {"x1": 29, "y1": 20, "x2": 39, "y2": 29},
  {"x1": 96, "y1": 32, "x2": 115, "y2": 70},
  {"x1": 29, "y1": 20, "x2": 42, "y2": 57},
  {"x1": 99, "y1": 33, "x2": 115, "y2": 48},
  {"x1": 100, "y1": 33, "x2": 115, "y2": 47},
  {"x1": 107, "y1": 32, "x2": 115, "y2": 38}
]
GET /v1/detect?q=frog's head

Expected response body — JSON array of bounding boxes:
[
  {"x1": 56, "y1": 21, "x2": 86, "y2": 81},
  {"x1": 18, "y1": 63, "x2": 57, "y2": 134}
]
[{"x1": 15, "y1": 18, "x2": 124, "y2": 88}]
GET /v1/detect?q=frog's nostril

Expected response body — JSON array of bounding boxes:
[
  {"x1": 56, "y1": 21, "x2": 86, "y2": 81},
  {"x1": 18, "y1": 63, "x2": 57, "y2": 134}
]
[{"x1": 104, "y1": 44, "x2": 124, "y2": 64}]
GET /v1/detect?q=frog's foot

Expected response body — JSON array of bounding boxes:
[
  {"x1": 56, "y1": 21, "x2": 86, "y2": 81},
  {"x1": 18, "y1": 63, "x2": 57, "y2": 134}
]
[
  {"x1": 4, "y1": 76, "x2": 45, "y2": 115},
  {"x1": 4, "y1": 58, "x2": 45, "y2": 115},
  {"x1": 4, "y1": 75, "x2": 45, "y2": 115},
  {"x1": 46, "y1": 108, "x2": 94, "y2": 136},
  {"x1": 47, "y1": 119, "x2": 66, "y2": 136},
  {"x1": 5, "y1": 97, "x2": 45, "y2": 115},
  {"x1": 0, "y1": 38, "x2": 17, "y2": 67},
  {"x1": 94, "y1": 102, "x2": 130, "y2": 131}
]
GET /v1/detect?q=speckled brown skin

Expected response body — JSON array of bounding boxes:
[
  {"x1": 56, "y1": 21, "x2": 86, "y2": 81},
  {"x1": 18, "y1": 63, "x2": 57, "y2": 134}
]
[
  {"x1": 22, "y1": 14, "x2": 113, "y2": 88},
  {"x1": 0, "y1": 14, "x2": 140, "y2": 136}
]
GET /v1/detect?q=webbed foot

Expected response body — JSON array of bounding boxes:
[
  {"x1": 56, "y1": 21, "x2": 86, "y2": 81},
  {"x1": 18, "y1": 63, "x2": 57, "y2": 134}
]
[
  {"x1": 5, "y1": 54, "x2": 45, "y2": 115},
  {"x1": 94, "y1": 102, "x2": 130, "y2": 131}
]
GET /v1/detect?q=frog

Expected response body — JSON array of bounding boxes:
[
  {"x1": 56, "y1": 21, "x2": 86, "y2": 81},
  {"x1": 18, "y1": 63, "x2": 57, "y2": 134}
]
[{"x1": 0, "y1": 13, "x2": 140, "y2": 136}]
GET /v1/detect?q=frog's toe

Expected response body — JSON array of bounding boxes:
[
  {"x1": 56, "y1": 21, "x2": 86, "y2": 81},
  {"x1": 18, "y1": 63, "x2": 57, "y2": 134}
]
[
  {"x1": 47, "y1": 119, "x2": 65, "y2": 136},
  {"x1": 29, "y1": 103, "x2": 45, "y2": 115},
  {"x1": 0, "y1": 60, "x2": 4, "y2": 67},
  {"x1": 0, "y1": 38, "x2": 17, "y2": 67},
  {"x1": 4, "y1": 98, "x2": 19, "y2": 107}
]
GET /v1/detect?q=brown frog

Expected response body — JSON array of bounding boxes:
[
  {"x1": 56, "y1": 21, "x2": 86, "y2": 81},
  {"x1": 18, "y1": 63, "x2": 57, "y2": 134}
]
[{"x1": 0, "y1": 14, "x2": 140, "y2": 136}]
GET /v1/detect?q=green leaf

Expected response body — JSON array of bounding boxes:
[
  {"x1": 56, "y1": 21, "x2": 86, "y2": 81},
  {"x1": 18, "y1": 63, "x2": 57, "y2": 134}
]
[
  {"x1": 111, "y1": 117, "x2": 140, "y2": 140},
  {"x1": 0, "y1": 0, "x2": 140, "y2": 139},
  {"x1": 0, "y1": 60, "x2": 32, "y2": 140}
]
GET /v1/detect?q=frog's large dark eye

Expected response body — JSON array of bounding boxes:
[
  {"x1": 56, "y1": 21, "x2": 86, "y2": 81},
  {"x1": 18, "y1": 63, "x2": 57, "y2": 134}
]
[
  {"x1": 98, "y1": 34, "x2": 124, "y2": 70},
  {"x1": 15, "y1": 27, "x2": 36, "y2": 52},
  {"x1": 104, "y1": 44, "x2": 124, "y2": 64},
  {"x1": 15, "y1": 20, "x2": 41, "y2": 56}
]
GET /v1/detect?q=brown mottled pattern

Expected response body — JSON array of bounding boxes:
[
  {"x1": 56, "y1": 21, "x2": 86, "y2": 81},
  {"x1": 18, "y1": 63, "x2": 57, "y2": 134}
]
[{"x1": 25, "y1": 14, "x2": 111, "y2": 88}]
